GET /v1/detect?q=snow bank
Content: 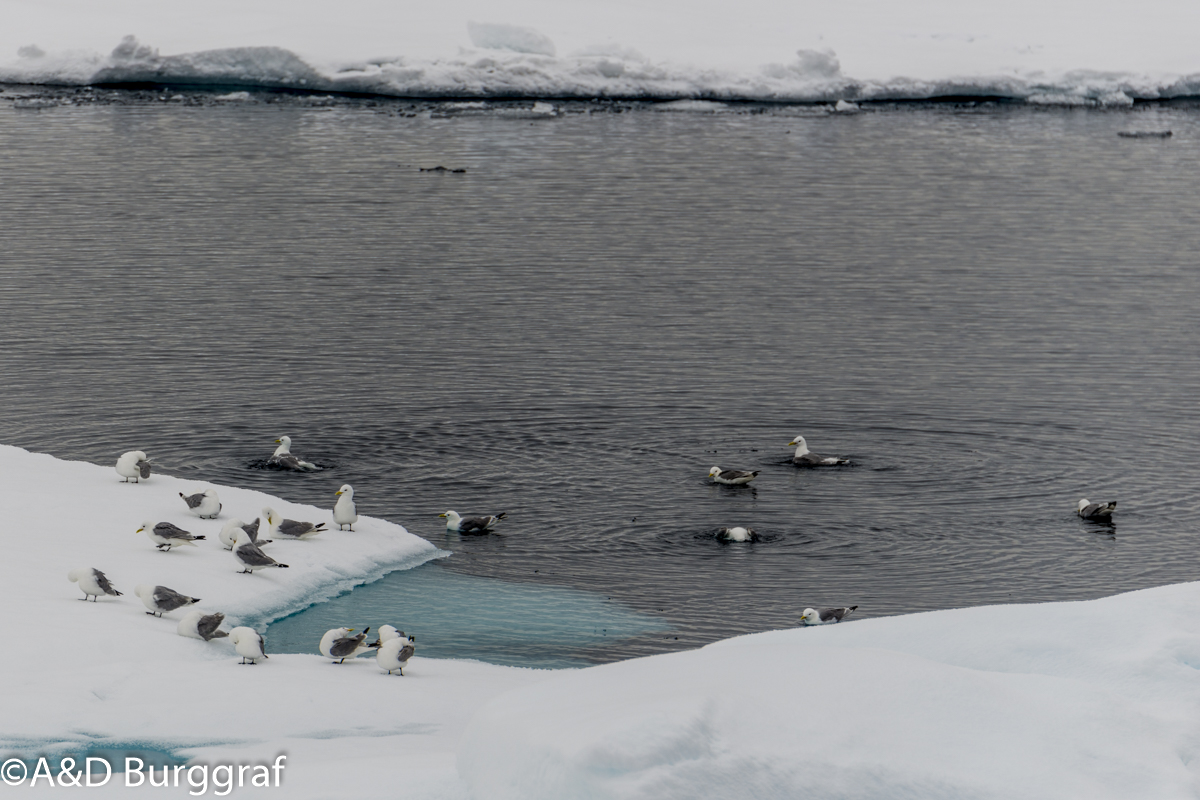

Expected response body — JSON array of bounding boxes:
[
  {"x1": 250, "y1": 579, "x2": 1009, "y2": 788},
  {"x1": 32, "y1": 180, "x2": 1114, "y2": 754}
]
[{"x1": 458, "y1": 583, "x2": 1200, "y2": 799}]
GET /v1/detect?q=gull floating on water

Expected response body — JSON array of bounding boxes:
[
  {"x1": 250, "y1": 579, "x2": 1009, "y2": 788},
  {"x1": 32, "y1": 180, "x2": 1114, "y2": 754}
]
[
  {"x1": 439, "y1": 510, "x2": 506, "y2": 533},
  {"x1": 138, "y1": 521, "x2": 206, "y2": 551},
  {"x1": 264, "y1": 507, "x2": 326, "y2": 539},
  {"x1": 178, "y1": 609, "x2": 229, "y2": 641},
  {"x1": 708, "y1": 466, "x2": 759, "y2": 485},
  {"x1": 68, "y1": 567, "x2": 122, "y2": 601},
  {"x1": 377, "y1": 634, "x2": 416, "y2": 676},
  {"x1": 269, "y1": 436, "x2": 317, "y2": 471},
  {"x1": 116, "y1": 450, "x2": 152, "y2": 483},
  {"x1": 134, "y1": 584, "x2": 200, "y2": 617},
  {"x1": 229, "y1": 627, "x2": 268, "y2": 664},
  {"x1": 717, "y1": 526, "x2": 757, "y2": 542},
  {"x1": 334, "y1": 484, "x2": 358, "y2": 531},
  {"x1": 320, "y1": 627, "x2": 374, "y2": 663},
  {"x1": 787, "y1": 434, "x2": 849, "y2": 466},
  {"x1": 800, "y1": 606, "x2": 858, "y2": 625},
  {"x1": 219, "y1": 518, "x2": 269, "y2": 550},
  {"x1": 1078, "y1": 499, "x2": 1117, "y2": 519},
  {"x1": 180, "y1": 489, "x2": 222, "y2": 519},
  {"x1": 232, "y1": 529, "x2": 289, "y2": 574}
]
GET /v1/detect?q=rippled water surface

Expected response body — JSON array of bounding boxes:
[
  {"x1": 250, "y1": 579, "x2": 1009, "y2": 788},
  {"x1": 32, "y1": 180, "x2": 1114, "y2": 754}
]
[{"x1": 3, "y1": 91, "x2": 1200, "y2": 662}]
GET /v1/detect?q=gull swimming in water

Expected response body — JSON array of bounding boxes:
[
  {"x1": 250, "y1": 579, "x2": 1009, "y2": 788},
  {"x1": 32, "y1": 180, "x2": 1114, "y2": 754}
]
[
  {"x1": 232, "y1": 529, "x2": 290, "y2": 573},
  {"x1": 177, "y1": 609, "x2": 229, "y2": 641},
  {"x1": 1078, "y1": 499, "x2": 1117, "y2": 519},
  {"x1": 269, "y1": 436, "x2": 317, "y2": 471},
  {"x1": 320, "y1": 627, "x2": 374, "y2": 663},
  {"x1": 219, "y1": 518, "x2": 269, "y2": 550},
  {"x1": 116, "y1": 450, "x2": 152, "y2": 483},
  {"x1": 179, "y1": 489, "x2": 222, "y2": 519},
  {"x1": 229, "y1": 627, "x2": 268, "y2": 664},
  {"x1": 439, "y1": 510, "x2": 506, "y2": 533},
  {"x1": 134, "y1": 584, "x2": 201, "y2": 617},
  {"x1": 138, "y1": 521, "x2": 206, "y2": 551},
  {"x1": 333, "y1": 485, "x2": 358, "y2": 531},
  {"x1": 67, "y1": 567, "x2": 122, "y2": 601},
  {"x1": 263, "y1": 507, "x2": 326, "y2": 539},
  {"x1": 800, "y1": 606, "x2": 858, "y2": 625},
  {"x1": 376, "y1": 634, "x2": 416, "y2": 676},
  {"x1": 787, "y1": 434, "x2": 850, "y2": 466},
  {"x1": 708, "y1": 466, "x2": 759, "y2": 485},
  {"x1": 717, "y1": 526, "x2": 757, "y2": 542}
]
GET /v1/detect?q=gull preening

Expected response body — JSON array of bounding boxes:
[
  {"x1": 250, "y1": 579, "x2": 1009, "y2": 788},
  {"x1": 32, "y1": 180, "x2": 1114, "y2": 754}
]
[
  {"x1": 178, "y1": 609, "x2": 229, "y2": 641},
  {"x1": 368, "y1": 624, "x2": 405, "y2": 647},
  {"x1": 708, "y1": 466, "x2": 759, "y2": 485},
  {"x1": 717, "y1": 526, "x2": 757, "y2": 542},
  {"x1": 68, "y1": 567, "x2": 122, "y2": 601},
  {"x1": 800, "y1": 606, "x2": 858, "y2": 625},
  {"x1": 264, "y1": 507, "x2": 326, "y2": 539},
  {"x1": 377, "y1": 634, "x2": 416, "y2": 676},
  {"x1": 179, "y1": 489, "x2": 222, "y2": 519},
  {"x1": 116, "y1": 451, "x2": 152, "y2": 483},
  {"x1": 269, "y1": 436, "x2": 317, "y2": 471},
  {"x1": 439, "y1": 510, "x2": 506, "y2": 533},
  {"x1": 787, "y1": 434, "x2": 850, "y2": 466},
  {"x1": 320, "y1": 627, "x2": 374, "y2": 663},
  {"x1": 334, "y1": 484, "x2": 358, "y2": 531},
  {"x1": 229, "y1": 627, "x2": 268, "y2": 664},
  {"x1": 138, "y1": 521, "x2": 206, "y2": 551},
  {"x1": 219, "y1": 518, "x2": 269, "y2": 550},
  {"x1": 134, "y1": 584, "x2": 201, "y2": 617},
  {"x1": 1078, "y1": 499, "x2": 1117, "y2": 519},
  {"x1": 232, "y1": 529, "x2": 290, "y2": 574}
]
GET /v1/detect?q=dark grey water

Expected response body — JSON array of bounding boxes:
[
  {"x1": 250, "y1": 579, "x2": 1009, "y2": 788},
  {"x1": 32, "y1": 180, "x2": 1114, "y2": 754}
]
[{"x1": 3, "y1": 89, "x2": 1200, "y2": 664}]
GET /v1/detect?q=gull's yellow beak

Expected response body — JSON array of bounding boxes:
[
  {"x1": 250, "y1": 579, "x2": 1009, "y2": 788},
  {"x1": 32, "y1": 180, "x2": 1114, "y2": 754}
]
[
  {"x1": 274, "y1": 438, "x2": 282, "y2": 443},
  {"x1": 438, "y1": 513, "x2": 446, "y2": 518},
  {"x1": 335, "y1": 491, "x2": 343, "y2": 496}
]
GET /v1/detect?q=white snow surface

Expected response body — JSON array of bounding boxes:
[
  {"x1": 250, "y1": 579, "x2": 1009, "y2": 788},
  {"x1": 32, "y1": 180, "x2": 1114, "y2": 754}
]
[{"x1": 3, "y1": 1, "x2": 1200, "y2": 101}]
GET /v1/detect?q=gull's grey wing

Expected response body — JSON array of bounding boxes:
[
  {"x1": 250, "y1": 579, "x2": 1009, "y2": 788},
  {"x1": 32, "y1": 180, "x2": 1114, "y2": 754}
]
[
  {"x1": 154, "y1": 522, "x2": 196, "y2": 540},
  {"x1": 270, "y1": 454, "x2": 305, "y2": 470},
  {"x1": 153, "y1": 586, "x2": 198, "y2": 611},
  {"x1": 180, "y1": 492, "x2": 205, "y2": 509},
  {"x1": 236, "y1": 543, "x2": 280, "y2": 568},
  {"x1": 820, "y1": 606, "x2": 857, "y2": 622},
  {"x1": 197, "y1": 613, "x2": 226, "y2": 641},
  {"x1": 329, "y1": 635, "x2": 366, "y2": 657},
  {"x1": 280, "y1": 519, "x2": 325, "y2": 536},
  {"x1": 242, "y1": 518, "x2": 261, "y2": 542},
  {"x1": 719, "y1": 470, "x2": 758, "y2": 481},
  {"x1": 459, "y1": 516, "x2": 493, "y2": 532},
  {"x1": 137, "y1": 460, "x2": 152, "y2": 479},
  {"x1": 396, "y1": 644, "x2": 415, "y2": 662},
  {"x1": 93, "y1": 569, "x2": 122, "y2": 596}
]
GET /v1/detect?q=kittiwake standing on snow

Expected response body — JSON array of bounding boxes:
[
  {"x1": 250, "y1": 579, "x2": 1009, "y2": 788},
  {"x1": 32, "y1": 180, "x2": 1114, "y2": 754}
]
[
  {"x1": 229, "y1": 627, "x2": 268, "y2": 664},
  {"x1": 320, "y1": 627, "x2": 374, "y2": 663},
  {"x1": 138, "y1": 521, "x2": 206, "y2": 551},
  {"x1": 264, "y1": 507, "x2": 326, "y2": 539},
  {"x1": 232, "y1": 529, "x2": 289, "y2": 574},
  {"x1": 333, "y1": 484, "x2": 358, "y2": 531},
  {"x1": 376, "y1": 634, "x2": 416, "y2": 676},
  {"x1": 708, "y1": 466, "x2": 759, "y2": 485},
  {"x1": 800, "y1": 606, "x2": 858, "y2": 625},
  {"x1": 1078, "y1": 499, "x2": 1117, "y2": 519},
  {"x1": 177, "y1": 609, "x2": 229, "y2": 641},
  {"x1": 439, "y1": 510, "x2": 506, "y2": 533},
  {"x1": 269, "y1": 436, "x2": 317, "y2": 471},
  {"x1": 116, "y1": 450, "x2": 152, "y2": 483},
  {"x1": 179, "y1": 489, "x2": 221, "y2": 519},
  {"x1": 787, "y1": 434, "x2": 850, "y2": 466},
  {"x1": 134, "y1": 584, "x2": 201, "y2": 617},
  {"x1": 67, "y1": 567, "x2": 122, "y2": 601}
]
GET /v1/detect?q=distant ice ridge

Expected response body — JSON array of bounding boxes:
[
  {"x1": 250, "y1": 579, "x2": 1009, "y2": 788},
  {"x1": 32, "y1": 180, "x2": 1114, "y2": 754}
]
[{"x1": 6, "y1": 34, "x2": 1200, "y2": 104}]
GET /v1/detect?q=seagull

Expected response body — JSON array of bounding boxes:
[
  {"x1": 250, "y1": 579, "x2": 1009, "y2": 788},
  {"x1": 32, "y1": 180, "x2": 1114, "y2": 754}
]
[
  {"x1": 708, "y1": 466, "x2": 759, "y2": 485},
  {"x1": 134, "y1": 584, "x2": 201, "y2": 617},
  {"x1": 177, "y1": 609, "x2": 229, "y2": 641},
  {"x1": 179, "y1": 489, "x2": 222, "y2": 519},
  {"x1": 334, "y1": 485, "x2": 358, "y2": 531},
  {"x1": 219, "y1": 518, "x2": 270, "y2": 550},
  {"x1": 717, "y1": 526, "x2": 757, "y2": 542},
  {"x1": 320, "y1": 627, "x2": 374, "y2": 663},
  {"x1": 376, "y1": 634, "x2": 416, "y2": 676},
  {"x1": 269, "y1": 436, "x2": 317, "y2": 471},
  {"x1": 1078, "y1": 499, "x2": 1118, "y2": 519},
  {"x1": 137, "y1": 521, "x2": 206, "y2": 551},
  {"x1": 232, "y1": 529, "x2": 290, "y2": 574},
  {"x1": 67, "y1": 567, "x2": 122, "y2": 601},
  {"x1": 263, "y1": 507, "x2": 326, "y2": 539},
  {"x1": 439, "y1": 510, "x2": 506, "y2": 533},
  {"x1": 800, "y1": 606, "x2": 858, "y2": 625},
  {"x1": 229, "y1": 627, "x2": 268, "y2": 664},
  {"x1": 368, "y1": 625, "x2": 406, "y2": 647},
  {"x1": 116, "y1": 450, "x2": 152, "y2": 483},
  {"x1": 787, "y1": 434, "x2": 849, "y2": 466}
]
